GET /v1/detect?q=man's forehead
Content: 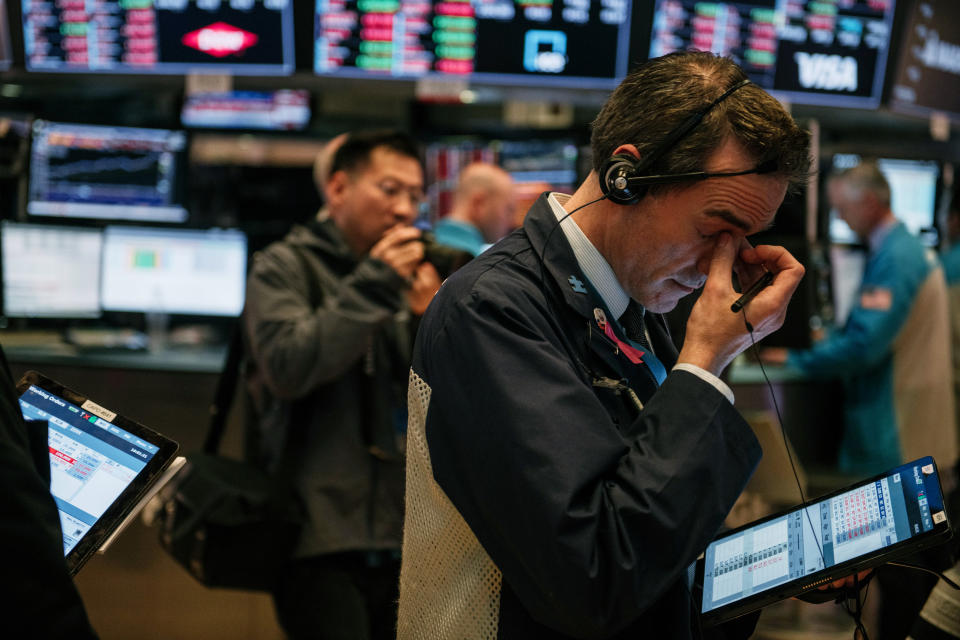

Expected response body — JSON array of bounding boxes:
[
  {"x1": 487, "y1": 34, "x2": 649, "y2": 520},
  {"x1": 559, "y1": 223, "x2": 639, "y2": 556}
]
[{"x1": 362, "y1": 148, "x2": 423, "y2": 182}]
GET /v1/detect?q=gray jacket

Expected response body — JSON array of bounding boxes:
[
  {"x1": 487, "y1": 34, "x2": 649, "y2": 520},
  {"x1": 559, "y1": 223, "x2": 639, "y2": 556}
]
[{"x1": 242, "y1": 216, "x2": 412, "y2": 558}]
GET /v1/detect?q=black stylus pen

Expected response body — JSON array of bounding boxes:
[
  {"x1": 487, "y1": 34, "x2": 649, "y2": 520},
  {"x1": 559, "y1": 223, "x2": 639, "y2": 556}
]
[{"x1": 730, "y1": 270, "x2": 774, "y2": 313}]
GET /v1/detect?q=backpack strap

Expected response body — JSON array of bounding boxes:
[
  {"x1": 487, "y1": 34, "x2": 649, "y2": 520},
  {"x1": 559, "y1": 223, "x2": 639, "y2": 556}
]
[{"x1": 203, "y1": 239, "x2": 324, "y2": 455}]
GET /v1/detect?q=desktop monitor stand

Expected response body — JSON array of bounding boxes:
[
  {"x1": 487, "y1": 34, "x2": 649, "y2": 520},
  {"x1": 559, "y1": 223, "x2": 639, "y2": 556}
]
[{"x1": 146, "y1": 312, "x2": 171, "y2": 353}]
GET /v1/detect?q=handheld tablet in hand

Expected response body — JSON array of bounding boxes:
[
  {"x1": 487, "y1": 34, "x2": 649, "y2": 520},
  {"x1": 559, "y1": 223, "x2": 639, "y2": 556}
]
[
  {"x1": 16, "y1": 370, "x2": 179, "y2": 575},
  {"x1": 697, "y1": 456, "x2": 952, "y2": 627}
]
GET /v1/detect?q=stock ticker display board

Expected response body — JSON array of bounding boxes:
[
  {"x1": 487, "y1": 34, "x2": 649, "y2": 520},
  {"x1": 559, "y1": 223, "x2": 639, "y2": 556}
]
[
  {"x1": 650, "y1": 0, "x2": 897, "y2": 108},
  {"x1": 21, "y1": 0, "x2": 295, "y2": 74},
  {"x1": 890, "y1": 0, "x2": 960, "y2": 121},
  {"x1": 313, "y1": 0, "x2": 634, "y2": 89}
]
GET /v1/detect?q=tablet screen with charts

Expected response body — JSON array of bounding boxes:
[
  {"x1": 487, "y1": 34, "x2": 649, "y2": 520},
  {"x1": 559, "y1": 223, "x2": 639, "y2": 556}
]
[
  {"x1": 16, "y1": 370, "x2": 179, "y2": 574},
  {"x1": 697, "y1": 456, "x2": 952, "y2": 627}
]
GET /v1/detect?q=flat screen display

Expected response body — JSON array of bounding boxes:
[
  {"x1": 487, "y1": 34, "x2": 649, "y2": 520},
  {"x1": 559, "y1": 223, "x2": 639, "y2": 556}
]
[
  {"x1": 19, "y1": 384, "x2": 162, "y2": 556},
  {"x1": 15, "y1": 370, "x2": 179, "y2": 575},
  {"x1": 22, "y1": 0, "x2": 294, "y2": 75},
  {"x1": 827, "y1": 154, "x2": 940, "y2": 245},
  {"x1": 700, "y1": 457, "x2": 950, "y2": 625},
  {"x1": 27, "y1": 120, "x2": 189, "y2": 224},
  {"x1": 889, "y1": 0, "x2": 960, "y2": 121},
  {"x1": 649, "y1": 0, "x2": 896, "y2": 108},
  {"x1": 495, "y1": 139, "x2": 578, "y2": 189},
  {"x1": 181, "y1": 89, "x2": 310, "y2": 130},
  {"x1": 1, "y1": 221, "x2": 103, "y2": 319},
  {"x1": 100, "y1": 225, "x2": 247, "y2": 316},
  {"x1": 314, "y1": 0, "x2": 634, "y2": 89}
]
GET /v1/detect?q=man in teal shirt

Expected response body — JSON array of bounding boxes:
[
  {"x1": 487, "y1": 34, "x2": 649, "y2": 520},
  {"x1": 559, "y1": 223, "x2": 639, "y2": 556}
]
[
  {"x1": 764, "y1": 162, "x2": 956, "y2": 477},
  {"x1": 433, "y1": 162, "x2": 515, "y2": 256}
]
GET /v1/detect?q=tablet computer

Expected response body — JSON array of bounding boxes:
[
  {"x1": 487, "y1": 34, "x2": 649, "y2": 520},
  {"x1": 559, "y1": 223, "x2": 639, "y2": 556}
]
[
  {"x1": 16, "y1": 370, "x2": 179, "y2": 575},
  {"x1": 697, "y1": 456, "x2": 952, "y2": 627}
]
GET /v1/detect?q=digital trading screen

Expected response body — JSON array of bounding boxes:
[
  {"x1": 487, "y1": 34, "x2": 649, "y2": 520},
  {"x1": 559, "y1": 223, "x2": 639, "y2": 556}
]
[
  {"x1": 702, "y1": 459, "x2": 943, "y2": 614},
  {"x1": 181, "y1": 89, "x2": 310, "y2": 130},
  {"x1": 496, "y1": 139, "x2": 578, "y2": 187},
  {"x1": 19, "y1": 384, "x2": 159, "y2": 556},
  {"x1": 314, "y1": 0, "x2": 633, "y2": 89},
  {"x1": 828, "y1": 154, "x2": 940, "y2": 245},
  {"x1": 890, "y1": 0, "x2": 960, "y2": 121},
  {"x1": 27, "y1": 120, "x2": 189, "y2": 224},
  {"x1": 1, "y1": 221, "x2": 103, "y2": 318},
  {"x1": 22, "y1": 0, "x2": 294, "y2": 74},
  {"x1": 100, "y1": 226, "x2": 247, "y2": 316},
  {"x1": 649, "y1": 0, "x2": 896, "y2": 108}
]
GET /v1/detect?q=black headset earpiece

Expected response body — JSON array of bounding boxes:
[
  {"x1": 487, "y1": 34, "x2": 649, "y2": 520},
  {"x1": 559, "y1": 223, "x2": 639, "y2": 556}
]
[
  {"x1": 599, "y1": 153, "x2": 646, "y2": 205},
  {"x1": 599, "y1": 78, "x2": 754, "y2": 207}
]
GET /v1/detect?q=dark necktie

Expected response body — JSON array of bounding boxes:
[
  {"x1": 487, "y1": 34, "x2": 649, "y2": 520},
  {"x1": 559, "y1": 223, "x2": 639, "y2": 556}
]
[{"x1": 619, "y1": 300, "x2": 652, "y2": 353}]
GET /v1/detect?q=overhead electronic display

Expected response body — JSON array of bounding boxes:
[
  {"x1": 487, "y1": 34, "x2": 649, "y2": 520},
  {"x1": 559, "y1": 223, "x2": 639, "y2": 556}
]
[
  {"x1": 314, "y1": 0, "x2": 633, "y2": 89},
  {"x1": 22, "y1": 0, "x2": 294, "y2": 75},
  {"x1": 181, "y1": 89, "x2": 311, "y2": 130},
  {"x1": 649, "y1": 0, "x2": 896, "y2": 108},
  {"x1": 889, "y1": 0, "x2": 960, "y2": 121},
  {"x1": 27, "y1": 120, "x2": 189, "y2": 224}
]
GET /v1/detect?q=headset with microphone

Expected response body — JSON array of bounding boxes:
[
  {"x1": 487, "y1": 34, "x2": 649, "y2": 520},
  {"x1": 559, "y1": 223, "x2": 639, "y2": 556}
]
[{"x1": 599, "y1": 78, "x2": 776, "y2": 205}]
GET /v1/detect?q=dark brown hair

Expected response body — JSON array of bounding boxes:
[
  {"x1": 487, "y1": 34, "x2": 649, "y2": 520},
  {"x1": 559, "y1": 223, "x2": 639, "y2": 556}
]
[{"x1": 591, "y1": 51, "x2": 811, "y2": 193}]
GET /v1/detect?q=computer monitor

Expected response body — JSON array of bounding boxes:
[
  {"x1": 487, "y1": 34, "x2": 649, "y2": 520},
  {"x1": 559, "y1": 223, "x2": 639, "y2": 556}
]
[
  {"x1": 100, "y1": 226, "x2": 247, "y2": 317},
  {"x1": 181, "y1": 90, "x2": 311, "y2": 130},
  {"x1": 22, "y1": 0, "x2": 294, "y2": 75},
  {"x1": 27, "y1": 120, "x2": 189, "y2": 224},
  {"x1": 826, "y1": 154, "x2": 941, "y2": 246},
  {"x1": 313, "y1": 0, "x2": 634, "y2": 89},
  {"x1": 1, "y1": 221, "x2": 102, "y2": 319},
  {"x1": 889, "y1": 0, "x2": 960, "y2": 121},
  {"x1": 495, "y1": 139, "x2": 578, "y2": 189},
  {"x1": 649, "y1": 0, "x2": 897, "y2": 109}
]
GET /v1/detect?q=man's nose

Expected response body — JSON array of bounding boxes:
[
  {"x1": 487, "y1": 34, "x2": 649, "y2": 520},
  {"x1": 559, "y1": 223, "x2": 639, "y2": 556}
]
[{"x1": 393, "y1": 195, "x2": 418, "y2": 222}]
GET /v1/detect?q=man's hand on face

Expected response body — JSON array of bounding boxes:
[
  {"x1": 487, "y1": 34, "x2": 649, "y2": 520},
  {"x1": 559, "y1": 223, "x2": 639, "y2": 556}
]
[
  {"x1": 369, "y1": 225, "x2": 425, "y2": 281},
  {"x1": 678, "y1": 232, "x2": 805, "y2": 377}
]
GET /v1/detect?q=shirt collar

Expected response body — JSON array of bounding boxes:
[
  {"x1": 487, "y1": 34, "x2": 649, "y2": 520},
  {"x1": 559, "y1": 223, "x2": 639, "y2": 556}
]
[
  {"x1": 868, "y1": 218, "x2": 899, "y2": 253},
  {"x1": 547, "y1": 192, "x2": 631, "y2": 319}
]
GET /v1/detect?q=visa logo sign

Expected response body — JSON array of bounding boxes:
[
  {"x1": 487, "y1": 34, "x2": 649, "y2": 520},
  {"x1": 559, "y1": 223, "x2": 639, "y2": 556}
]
[{"x1": 794, "y1": 53, "x2": 858, "y2": 92}]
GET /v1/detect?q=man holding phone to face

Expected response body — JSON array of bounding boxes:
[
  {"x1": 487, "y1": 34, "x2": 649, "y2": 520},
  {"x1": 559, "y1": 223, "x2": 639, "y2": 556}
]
[
  {"x1": 243, "y1": 131, "x2": 440, "y2": 639},
  {"x1": 397, "y1": 52, "x2": 812, "y2": 639}
]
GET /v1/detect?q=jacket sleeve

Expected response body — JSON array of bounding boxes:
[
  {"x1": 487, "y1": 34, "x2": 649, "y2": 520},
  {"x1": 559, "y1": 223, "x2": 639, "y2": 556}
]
[
  {"x1": 0, "y1": 350, "x2": 98, "y2": 638},
  {"x1": 787, "y1": 245, "x2": 924, "y2": 378},
  {"x1": 243, "y1": 243, "x2": 409, "y2": 399},
  {"x1": 419, "y1": 290, "x2": 761, "y2": 638}
]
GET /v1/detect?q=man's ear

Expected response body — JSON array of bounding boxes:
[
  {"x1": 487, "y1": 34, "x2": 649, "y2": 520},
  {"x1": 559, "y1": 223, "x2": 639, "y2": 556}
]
[
  {"x1": 611, "y1": 143, "x2": 642, "y2": 162},
  {"x1": 325, "y1": 170, "x2": 350, "y2": 206}
]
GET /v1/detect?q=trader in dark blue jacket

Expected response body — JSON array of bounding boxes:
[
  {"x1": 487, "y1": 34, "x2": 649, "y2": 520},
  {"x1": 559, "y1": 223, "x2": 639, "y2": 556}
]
[
  {"x1": 0, "y1": 345, "x2": 97, "y2": 638},
  {"x1": 396, "y1": 51, "x2": 811, "y2": 639}
]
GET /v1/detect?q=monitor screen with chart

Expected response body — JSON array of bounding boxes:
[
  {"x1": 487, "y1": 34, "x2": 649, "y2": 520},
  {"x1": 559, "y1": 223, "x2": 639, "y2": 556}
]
[
  {"x1": 1, "y1": 221, "x2": 103, "y2": 319},
  {"x1": 27, "y1": 120, "x2": 189, "y2": 224},
  {"x1": 100, "y1": 225, "x2": 247, "y2": 316}
]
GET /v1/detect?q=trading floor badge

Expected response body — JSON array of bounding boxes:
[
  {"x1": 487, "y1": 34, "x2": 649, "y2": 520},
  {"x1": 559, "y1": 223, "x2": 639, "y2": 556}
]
[{"x1": 568, "y1": 275, "x2": 587, "y2": 293}]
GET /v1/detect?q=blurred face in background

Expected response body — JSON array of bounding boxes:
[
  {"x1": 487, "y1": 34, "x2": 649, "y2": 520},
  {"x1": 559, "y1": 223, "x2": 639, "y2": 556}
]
[
  {"x1": 830, "y1": 177, "x2": 878, "y2": 240},
  {"x1": 478, "y1": 178, "x2": 517, "y2": 243},
  {"x1": 326, "y1": 146, "x2": 425, "y2": 255}
]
